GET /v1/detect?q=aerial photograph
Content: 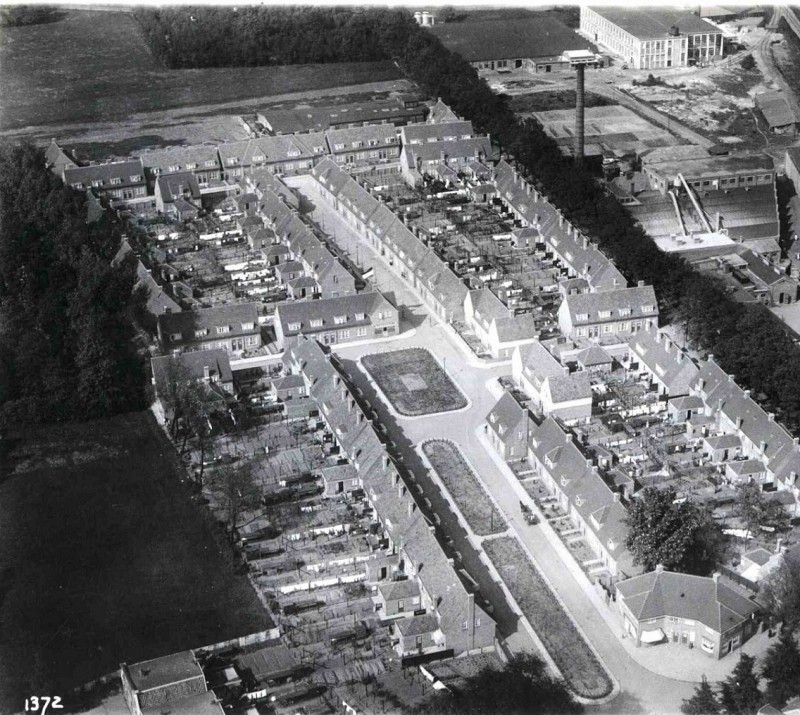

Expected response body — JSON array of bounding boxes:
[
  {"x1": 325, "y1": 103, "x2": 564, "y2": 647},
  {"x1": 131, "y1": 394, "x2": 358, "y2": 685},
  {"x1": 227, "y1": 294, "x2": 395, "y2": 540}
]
[{"x1": 3, "y1": 1, "x2": 800, "y2": 713}]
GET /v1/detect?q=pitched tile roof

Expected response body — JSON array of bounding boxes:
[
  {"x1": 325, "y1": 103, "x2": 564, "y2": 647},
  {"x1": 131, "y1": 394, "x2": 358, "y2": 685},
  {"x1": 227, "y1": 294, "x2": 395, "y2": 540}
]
[
  {"x1": 63, "y1": 158, "x2": 144, "y2": 189},
  {"x1": 125, "y1": 650, "x2": 202, "y2": 691},
  {"x1": 156, "y1": 172, "x2": 201, "y2": 202},
  {"x1": 139, "y1": 144, "x2": 220, "y2": 173},
  {"x1": 325, "y1": 123, "x2": 399, "y2": 152},
  {"x1": 615, "y1": 569, "x2": 758, "y2": 633},
  {"x1": 546, "y1": 372, "x2": 593, "y2": 403},
  {"x1": 401, "y1": 120, "x2": 475, "y2": 144},
  {"x1": 275, "y1": 291, "x2": 394, "y2": 337},
  {"x1": 494, "y1": 313, "x2": 537, "y2": 343},
  {"x1": 158, "y1": 302, "x2": 259, "y2": 343},
  {"x1": 563, "y1": 285, "x2": 658, "y2": 324},
  {"x1": 576, "y1": 344, "x2": 613, "y2": 367},
  {"x1": 486, "y1": 392, "x2": 527, "y2": 440},
  {"x1": 151, "y1": 350, "x2": 233, "y2": 389},
  {"x1": 629, "y1": 328, "x2": 699, "y2": 396}
]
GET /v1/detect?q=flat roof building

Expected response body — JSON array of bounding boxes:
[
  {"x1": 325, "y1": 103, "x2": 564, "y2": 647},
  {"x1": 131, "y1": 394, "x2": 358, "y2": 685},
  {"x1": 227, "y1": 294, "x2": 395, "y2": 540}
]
[{"x1": 581, "y1": 7, "x2": 723, "y2": 69}]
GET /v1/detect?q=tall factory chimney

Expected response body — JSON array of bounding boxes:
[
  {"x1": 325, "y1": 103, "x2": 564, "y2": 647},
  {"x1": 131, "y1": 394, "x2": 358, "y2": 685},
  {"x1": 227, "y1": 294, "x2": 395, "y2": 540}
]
[{"x1": 574, "y1": 63, "x2": 585, "y2": 165}]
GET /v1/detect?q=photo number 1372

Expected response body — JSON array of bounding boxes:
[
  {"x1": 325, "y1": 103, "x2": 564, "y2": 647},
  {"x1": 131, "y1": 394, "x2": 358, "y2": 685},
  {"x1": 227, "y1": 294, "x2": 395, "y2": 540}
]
[{"x1": 24, "y1": 696, "x2": 63, "y2": 715}]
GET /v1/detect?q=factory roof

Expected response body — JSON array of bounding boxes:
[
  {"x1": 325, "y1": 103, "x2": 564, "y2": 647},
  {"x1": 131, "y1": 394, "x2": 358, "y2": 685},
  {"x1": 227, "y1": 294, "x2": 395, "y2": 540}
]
[
  {"x1": 428, "y1": 17, "x2": 597, "y2": 62},
  {"x1": 588, "y1": 7, "x2": 721, "y2": 40}
]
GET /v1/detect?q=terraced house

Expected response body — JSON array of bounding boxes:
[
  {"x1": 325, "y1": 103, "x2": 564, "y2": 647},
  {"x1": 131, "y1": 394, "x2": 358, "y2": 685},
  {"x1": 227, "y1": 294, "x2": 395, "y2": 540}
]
[
  {"x1": 157, "y1": 302, "x2": 262, "y2": 355},
  {"x1": 139, "y1": 144, "x2": 222, "y2": 186},
  {"x1": 217, "y1": 134, "x2": 327, "y2": 180},
  {"x1": 62, "y1": 158, "x2": 147, "y2": 206},
  {"x1": 558, "y1": 283, "x2": 659, "y2": 342},
  {"x1": 283, "y1": 338, "x2": 496, "y2": 658},
  {"x1": 273, "y1": 291, "x2": 398, "y2": 350},
  {"x1": 324, "y1": 124, "x2": 401, "y2": 172}
]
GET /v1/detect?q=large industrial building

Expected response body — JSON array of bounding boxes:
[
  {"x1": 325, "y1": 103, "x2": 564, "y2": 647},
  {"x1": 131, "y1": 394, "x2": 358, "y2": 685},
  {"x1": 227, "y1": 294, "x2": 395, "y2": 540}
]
[
  {"x1": 580, "y1": 7, "x2": 724, "y2": 69},
  {"x1": 429, "y1": 17, "x2": 603, "y2": 74}
]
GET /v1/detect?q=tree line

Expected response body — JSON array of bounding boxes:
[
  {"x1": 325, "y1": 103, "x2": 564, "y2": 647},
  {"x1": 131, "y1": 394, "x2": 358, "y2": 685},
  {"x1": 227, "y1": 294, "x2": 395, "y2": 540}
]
[
  {"x1": 132, "y1": 6, "x2": 800, "y2": 429},
  {"x1": 0, "y1": 143, "x2": 148, "y2": 426},
  {"x1": 132, "y1": 6, "x2": 414, "y2": 68}
]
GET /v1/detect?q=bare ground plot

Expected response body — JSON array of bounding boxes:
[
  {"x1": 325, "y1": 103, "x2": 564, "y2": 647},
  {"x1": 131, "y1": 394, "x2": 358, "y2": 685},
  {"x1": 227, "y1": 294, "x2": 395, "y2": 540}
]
[
  {"x1": 482, "y1": 537, "x2": 612, "y2": 700},
  {"x1": 361, "y1": 348, "x2": 468, "y2": 417},
  {"x1": 0, "y1": 411, "x2": 272, "y2": 713},
  {"x1": 0, "y1": 9, "x2": 404, "y2": 133},
  {"x1": 422, "y1": 440, "x2": 507, "y2": 536}
]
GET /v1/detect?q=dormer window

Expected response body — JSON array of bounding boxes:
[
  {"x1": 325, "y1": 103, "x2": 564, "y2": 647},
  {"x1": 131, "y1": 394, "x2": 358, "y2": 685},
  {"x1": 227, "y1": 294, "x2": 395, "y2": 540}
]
[
  {"x1": 355, "y1": 312, "x2": 366, "y2": 321},
  {"x1": 216, "y1": 325, "x2": 230, "y2": 335},
  {"x1": 170, "y1": 332, "x2": 182, "y2": 342},
  {"x1": 194, "y1": 329, "x2": 209, "y2": 338},
  {"x1": 287, "y1": 148, "x2": 301, "y2": 158},
  {"x1": 252, "y1": 154, "x2": 265, "y2": 163},
  {"x1": 109, "y1": 177, "x2": 122, "y2": 185},
  {"x1": 241, "y1": 322, "x2": 255, "y2": 331},
  {"x1": 598, "y1": 310, "x2": 611, "y2": 319},
  {"x1": 204, "y1": 160, "x2": 216, "y2": 167},
  {"x1": 186, "y1": 163, "x2": 197, "y2": 170},
  {"x1": 334, "y1": 315, "x2": 347, "y2": 325},
  {"x1": 619, "y1": 308, "x2": 631, "y2": 317},
  {"x1": 575, "y1": 313, "x2": 589, "y2": 322},
  {"x1": 642, "y1": 305, "x2": 655, "y2": 313},
  {"x1": 288, "y1": 322, "x2": 301, "y2": 331},
  {"x1": 91, "y1": 180, "x2": 103, "y2": 187},
  {"x1": 168, "y1": 165, "x2": 180, "y2": 172},
  {"x1": 310, "y1": 318, "x2": 323, "y2": 328},
  {"x1": 334, "y1": 143, "x2": 345, "y2": 151}
]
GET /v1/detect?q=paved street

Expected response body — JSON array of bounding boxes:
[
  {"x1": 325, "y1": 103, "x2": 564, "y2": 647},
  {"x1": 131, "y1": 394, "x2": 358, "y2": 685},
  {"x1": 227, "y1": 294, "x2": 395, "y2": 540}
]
[{"x1": 285, "y1": 177, "x2": 713, "y2": 713}]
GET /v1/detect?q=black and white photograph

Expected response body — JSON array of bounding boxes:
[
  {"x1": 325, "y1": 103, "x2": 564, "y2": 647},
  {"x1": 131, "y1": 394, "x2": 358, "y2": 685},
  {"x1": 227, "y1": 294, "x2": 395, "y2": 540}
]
[{"x1": 1, "y1": 1, "x2": 800, "y2": 713}]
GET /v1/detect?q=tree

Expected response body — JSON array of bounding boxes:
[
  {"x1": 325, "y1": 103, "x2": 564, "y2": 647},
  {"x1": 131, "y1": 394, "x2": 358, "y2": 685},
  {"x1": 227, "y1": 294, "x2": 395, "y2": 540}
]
[
  {"x1": 762, "y1": 631, "x2": 800, "y2": 707},
  {"x1": 681, "y1": 676, "x2": 721, "y2": 715},
  {"x1": 624, "y1": 487, "x2": 726, "y2": 575},
  {"x1": 182, "y1": 380, "x2": 220, "y2": 484},
  {"x1": 208, "y1": 461, "x2": 262, "y2": 541},
  {"x1": 735, "y1": 482, "x2": 787, "y2": 539},
  {"x1": 414, "y1": 653, "x2": 582, "y2": 715},
  {"x1": 760, "y1": 550, "x2": 800, "y2": 631},
  {"x1": 719, "y1": 654, "x2": 763, "y2": 715},
  {"x1": 741, "y1": 54, "x2": 756, "y2": 70}
]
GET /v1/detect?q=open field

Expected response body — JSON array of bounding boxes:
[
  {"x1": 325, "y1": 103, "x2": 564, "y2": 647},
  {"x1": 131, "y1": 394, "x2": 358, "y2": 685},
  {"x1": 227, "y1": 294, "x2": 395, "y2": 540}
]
[
  {"x1": 361, "y1": 348, "x2": 468, "y2": 417},
  {"x1": 483, "y1": 537, "x2": 613, "y2": 700},
  {"x1": 422, "y1": 440, "x2": 506, "y2": 536},
  {"x1": 0, "y1": 411, "x2": 272, "y2": 713},
  {"x1": 0, "y1": 9, "x2": 403, "y2": 132}
]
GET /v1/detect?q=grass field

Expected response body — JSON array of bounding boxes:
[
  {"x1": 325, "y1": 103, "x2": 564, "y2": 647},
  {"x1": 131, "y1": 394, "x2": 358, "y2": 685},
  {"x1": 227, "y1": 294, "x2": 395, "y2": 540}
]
[
  {"x1": 483, "y1": 537, "x2": 612, "y2": 700},
  {"x1": 422, "y1": 440, "x2": 506, "y2": 536},
  {"x1": 0, "y1": 9, "x2": 403, "y2": 131},
  {"x1": 0, "y1": 411, "x2": 272, "y2": 713},
  {"x1": 361, "y1": 348, "x2": 468, "y2": 417}
]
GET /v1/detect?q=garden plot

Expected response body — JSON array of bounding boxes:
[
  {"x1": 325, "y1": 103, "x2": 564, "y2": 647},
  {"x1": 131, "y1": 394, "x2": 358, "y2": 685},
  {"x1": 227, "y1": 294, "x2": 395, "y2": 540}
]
[
  {"x1": 483, "y1": 537, "x2": 612, "y2": 700},
  {"x1": 361, "y1": 348, "x2": 467, "y2": 416},
  {"x1": 422, "y1": 440, "x2": 507, "y2": 537}
]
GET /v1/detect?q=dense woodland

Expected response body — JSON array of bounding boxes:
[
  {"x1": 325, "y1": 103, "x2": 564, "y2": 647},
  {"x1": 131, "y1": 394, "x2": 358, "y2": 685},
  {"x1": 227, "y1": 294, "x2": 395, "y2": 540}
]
[
  {"x1": 0, "y1": 144, "x2": 148, "y2": 426},
  {"x1": 131, "y1": 7, "x2": 800, "y2": 429}
]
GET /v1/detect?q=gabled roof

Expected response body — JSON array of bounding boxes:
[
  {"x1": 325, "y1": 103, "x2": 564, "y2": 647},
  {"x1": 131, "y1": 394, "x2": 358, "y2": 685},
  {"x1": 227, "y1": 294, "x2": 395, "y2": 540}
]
[
  {"x1": 156, "y1": 172, "x2": 201, "y2": 202},
  {"x1": 545, "y1": 372, "x2": 593, "y2": 403},
  {"x1": 403, "y1": 136, "x2": 491, "y2": 164},
  {"x1": 494, "y1": 313, "x2": 537, "y2": 343},
  {"x1": 629, "y1": 328, "x2": 699, "y2": 396},
  {"x1": 588, "y1": 7, "x2": 721, "y2": 41},
  {"x1": 401, "y1": 120, "x2": 475, "y2": 144},
  {"x1": 275, "y1": 291, "x2": 394, "y2": 337},
  {"x1": 158, "y1": 302, "x2": 259, "y2": 343},
  {"x1": 139, "y1": 144, "x2": 220, "y2": 173},
  {"x1": 468, "y1": 288, "x2": 510, "y2": 323},
  {"x1": 615, "y1": 569, "x2": 758, "y2": 633},
  {"x1": 427, "y1": 98, "x2": 462, "y2": 124},
  {"x1": 516, "y1": 340, "x2": 565, "y2": 387},
  {"x1": 151, "y1": 350, "x2": 233, "y2": 389},
  {"x1": 562, "y1": 285, "x2": 658, "y2": 324},
  {"x1": 325, "y1": 123, "x2": 398, "y2": 151},
  {"x1": 63, "y1": 158, "x2": 144, "y2": 188},
  {"x1": 486, "y1": 392, "x2": 527, "y2": 441}
]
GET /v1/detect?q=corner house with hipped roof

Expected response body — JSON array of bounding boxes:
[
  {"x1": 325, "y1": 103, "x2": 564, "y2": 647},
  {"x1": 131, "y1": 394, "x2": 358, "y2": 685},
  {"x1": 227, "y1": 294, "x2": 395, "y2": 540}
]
[{"x1": 615, "y1": 565, "x2": 760, "y2": 658}]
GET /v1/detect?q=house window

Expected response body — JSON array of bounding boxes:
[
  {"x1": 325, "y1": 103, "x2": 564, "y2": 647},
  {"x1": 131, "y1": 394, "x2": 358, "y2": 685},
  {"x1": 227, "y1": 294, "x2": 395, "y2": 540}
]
[
  {"x1": 701, "y1": 638, "x2": 714, "y2": 653},
  {"x1": 356, "y1": 327, "x2": 368, "y2": 337},
  {"x1": 462, "y1": 620, "x2": 468, "y2": 630},
  {"x1": 340, "y1": 329, "x2": 350, "y2": 339},
  {"x1": 576, "y1": 327, "x2": 587, "y2": 337},
  {"x1": 288, "y1": 322, "x2": 301, "y2": 331},
  {"x1": 246, "y1": 336, "x2": 258, "y2": 346},
  {"x1": 603, "y1": 324, "x2": 614, "y2": 333}
]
